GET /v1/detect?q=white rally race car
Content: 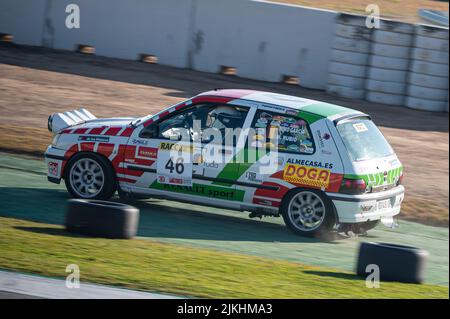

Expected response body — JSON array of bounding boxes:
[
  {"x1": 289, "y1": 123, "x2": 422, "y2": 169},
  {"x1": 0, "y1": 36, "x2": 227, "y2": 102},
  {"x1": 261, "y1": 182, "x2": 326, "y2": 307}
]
[{"x1": 45, "y1": 89, "x2": 404, "y2": 237}]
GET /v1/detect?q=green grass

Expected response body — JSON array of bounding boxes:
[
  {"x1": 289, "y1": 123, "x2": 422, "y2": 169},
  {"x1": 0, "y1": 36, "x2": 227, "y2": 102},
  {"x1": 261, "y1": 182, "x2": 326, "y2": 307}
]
[{"x1": 0, "y1": 217, "x2": 447, "y2": 298}]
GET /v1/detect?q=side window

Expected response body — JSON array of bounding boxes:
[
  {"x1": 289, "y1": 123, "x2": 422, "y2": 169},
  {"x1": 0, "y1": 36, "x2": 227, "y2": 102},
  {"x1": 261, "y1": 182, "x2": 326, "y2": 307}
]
[
  {"x1": 158, "y1": 104, "x2": 211, "y2": 140},
  {"x1": 250, "y1": 110, "x2": 315, "y2": 154},
  {"x1": 140, "y1": 103, "x2": 248, "y2": 142},
  {"x1": 203, "y1": 105, "x2": 248, "y2": 145}
]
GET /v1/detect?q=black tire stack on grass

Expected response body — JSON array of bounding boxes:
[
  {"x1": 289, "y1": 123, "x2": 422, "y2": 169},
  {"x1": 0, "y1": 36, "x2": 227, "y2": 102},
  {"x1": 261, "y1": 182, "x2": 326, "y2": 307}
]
[
  {"x1": 66, "y1": 199, "x2": 139, "y2": 239},
  {"x1": 356, "y1": 242, "x2": 428, "y2": 284}
]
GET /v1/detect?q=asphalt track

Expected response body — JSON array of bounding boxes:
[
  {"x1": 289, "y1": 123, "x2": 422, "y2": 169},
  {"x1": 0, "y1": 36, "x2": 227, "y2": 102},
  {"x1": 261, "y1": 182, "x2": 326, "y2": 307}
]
[
  {"x1": 0, "y1": 270, "x2": 179, "y2": 299},
  {"x1": 0, "y1": 153, "x2": 448, "y2": 286}
]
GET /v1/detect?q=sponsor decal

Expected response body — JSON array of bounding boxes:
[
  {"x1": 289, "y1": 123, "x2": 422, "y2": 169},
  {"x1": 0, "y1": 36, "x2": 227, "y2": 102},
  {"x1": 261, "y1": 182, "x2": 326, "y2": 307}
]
[
  {"x1": 286, "y1": 109, "x2": 298, "y2": 116},
  {"x1": 353, "y1": 122, "x2": 368, "y2": 133},
  {"x1": 157, "y1": 143, "x2": 193, "y2": 186},
  {"x1": 151, "y1": 182, "x2": 245, "y2": 201},
  {"x1": 78, "y1": 135, "x2": 110, "y2": 142},
  {"x1": 159, "y1": 142, "x2": 193, "y2": 153},
  {"x1": 286, "y1": 158, "x2": 334, "y2": 169},
  {"x1": 316, "y1": 130, "x2": 325, "y2": 148},
  {"x1": 260, "y1": 104, "x2": 286, "y2": 113},
  {"x1": 283, "y1": 164, "x2": 330, "y2": 188},
  {"x1": 48, "y1": 162, "x2": 59, "y2": 176},
  {"x1": 132, "y1": 139, "x2": 148, "y2": 145},
  {"x1": 138, "y1": 146, "x2": 157, "y2": 158},
  {"x1": 204, "y1": 161, "x2": 219, "y2": 169},
  {"x1": 245, "y1": 171, "x2": 263, "y2": 183}
]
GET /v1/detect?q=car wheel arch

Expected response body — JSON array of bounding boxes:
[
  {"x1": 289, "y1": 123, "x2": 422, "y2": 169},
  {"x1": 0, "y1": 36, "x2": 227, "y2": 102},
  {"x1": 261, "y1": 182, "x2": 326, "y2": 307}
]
[
  {"x1": 63, "y1": 151, "x2": 117, "y2": 181},
  {"x1": 280, "y1": 187, "x2": 339, "y2": 225}
]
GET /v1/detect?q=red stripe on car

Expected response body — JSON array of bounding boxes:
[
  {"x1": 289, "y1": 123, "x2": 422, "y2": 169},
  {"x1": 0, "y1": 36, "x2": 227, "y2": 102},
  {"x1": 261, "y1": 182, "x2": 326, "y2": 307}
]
[
  {"x1": 255, "y1": 182, "x2": 289, "y2": 200},
  {"x1": 120, "y1": 127, "x2": 134, "y2": 137},
  {"x1": 191, "y1": 96, "x2": 234, "y2": 104},
  {"x1": 80, "y1": 142, "x2": 95, "y2": 152},
  {"x1": 143, "y1": 118, "x2": 154, "y2": 127},
  {"x1": 104, "y1": 127, "x2": 122, "y2": 136},
  {"x1": 89, "y1": 127, "x2": 106, "y2": 135},
  {"x1": 74, "y1": 128, "x2": 88, "y2": 134},
  {"x1": 252, "y1": 197, "x2": 280, "y2": 207},
  {"x1": 97, "y1": 143, "x2": 115, "y2": 158},
  {"x1": 117, "y1": 177, "x2": 136, "y2": 183},
  {"x1": 116, "y1": 167, "x2": 143, "y2": 177}
]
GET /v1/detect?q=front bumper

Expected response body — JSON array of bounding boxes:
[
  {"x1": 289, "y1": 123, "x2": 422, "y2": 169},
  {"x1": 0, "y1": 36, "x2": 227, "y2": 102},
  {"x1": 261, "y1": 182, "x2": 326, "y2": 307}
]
[
  {"x1": 327, "y1": 185, "x2": 405, "y2": 223},
  {"x1": 44, "y1": 145, "x2": 67, "y2": 184}
]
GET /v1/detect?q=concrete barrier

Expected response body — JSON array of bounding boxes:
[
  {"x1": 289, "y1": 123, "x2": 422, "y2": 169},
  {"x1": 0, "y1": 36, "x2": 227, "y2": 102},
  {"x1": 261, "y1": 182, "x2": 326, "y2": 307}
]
[
  {"x1": 48, "y1": 0, "x2": 193, "y2": 67},
  {"x1": 0, "y1": 0, "x2": 47, "y2": 46},
  {"x1": 191, "y1": 0, "x2": 336, "y2": 89}
]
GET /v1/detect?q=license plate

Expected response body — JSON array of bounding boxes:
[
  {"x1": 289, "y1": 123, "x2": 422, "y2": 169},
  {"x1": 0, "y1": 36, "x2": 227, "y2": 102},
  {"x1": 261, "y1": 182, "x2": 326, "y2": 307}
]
[{"x1": 377, "y1": 199, "x2": 391, "y2": 210}]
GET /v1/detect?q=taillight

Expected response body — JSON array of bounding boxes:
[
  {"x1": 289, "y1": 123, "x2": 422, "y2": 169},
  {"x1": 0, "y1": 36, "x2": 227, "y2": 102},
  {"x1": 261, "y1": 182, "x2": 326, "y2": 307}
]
[
  {"x1": 397, "y1": 171, "x2": 404, "y2": 186},
  {"x1": 339, "y1": 178, "x2": 367, "y2": 195}
]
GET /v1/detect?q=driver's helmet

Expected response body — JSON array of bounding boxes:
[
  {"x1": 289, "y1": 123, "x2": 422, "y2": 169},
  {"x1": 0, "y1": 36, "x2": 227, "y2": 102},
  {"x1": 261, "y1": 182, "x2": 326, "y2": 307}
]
[{"x1": 206, "y1": 106, "x2": 243, "y2": 129}]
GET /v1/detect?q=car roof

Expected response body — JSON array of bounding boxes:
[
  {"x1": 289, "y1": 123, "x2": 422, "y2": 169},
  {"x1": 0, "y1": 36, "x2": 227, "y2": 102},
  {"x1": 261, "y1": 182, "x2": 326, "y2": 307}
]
[{"x1": 198, "y1": 89, "x2": 365, "y2": 120}]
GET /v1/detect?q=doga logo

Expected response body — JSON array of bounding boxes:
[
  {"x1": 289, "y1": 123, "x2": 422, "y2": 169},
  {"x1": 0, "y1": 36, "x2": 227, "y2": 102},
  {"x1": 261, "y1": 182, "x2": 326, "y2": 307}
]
[{"x1": 283, "y1": 164, "x2": 330, "y2": 188}]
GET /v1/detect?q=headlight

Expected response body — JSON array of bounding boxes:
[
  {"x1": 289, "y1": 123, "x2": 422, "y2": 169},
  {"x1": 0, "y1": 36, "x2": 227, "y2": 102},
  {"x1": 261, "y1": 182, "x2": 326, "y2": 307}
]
[{"x1": 52, "y1": 134, "x2": 60, "y2": 147}]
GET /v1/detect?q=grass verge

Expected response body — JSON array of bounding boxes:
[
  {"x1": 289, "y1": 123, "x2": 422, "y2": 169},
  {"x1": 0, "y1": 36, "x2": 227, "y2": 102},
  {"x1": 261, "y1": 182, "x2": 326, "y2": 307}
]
[{"x1": 0, "y1": 217, "x2": 447, "y2": 298}]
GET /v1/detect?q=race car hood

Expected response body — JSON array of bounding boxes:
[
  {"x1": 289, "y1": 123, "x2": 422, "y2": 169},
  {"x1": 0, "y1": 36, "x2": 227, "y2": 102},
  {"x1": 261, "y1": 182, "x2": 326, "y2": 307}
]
[
  {"x1": 75, "y1": 117, "x2": 137, "y2": 129},
  {"x1": 48, "y1": 108, "x2": 137, "y2": 134}
]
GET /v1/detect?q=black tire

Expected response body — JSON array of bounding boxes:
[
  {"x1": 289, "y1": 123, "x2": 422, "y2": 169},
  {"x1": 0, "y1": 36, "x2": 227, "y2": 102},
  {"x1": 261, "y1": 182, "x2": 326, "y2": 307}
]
[
  {"x1": 65, "y1": 199, "x2": 140, "y2": 239},
  {"x1": 281, "y1": 189, "x2": 336, "y2": 237},
  {"x1": 64, "y1": 152, "x2": 116, "y2": 200},
  {"x1": 356, "y1": 242, "x2": 428, "y2": 283}
]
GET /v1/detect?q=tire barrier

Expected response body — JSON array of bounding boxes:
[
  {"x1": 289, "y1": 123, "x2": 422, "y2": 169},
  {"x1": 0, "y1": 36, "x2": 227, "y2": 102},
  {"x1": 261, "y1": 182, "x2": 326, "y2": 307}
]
[
  {"x1": 65, "y1": 199, "x2": 140, "y2": 239},
  {"x1": 356, "y1": 242, "x2": 428, "y2": 284},
  {"x1": 371, "y1": 42, "x2": 411, "y2": 58},
  {"x1": 329, "y1": 61, "x2": 366, "y2": 78},
  {"x1": 405, "y1": 96, "x2": 448, "y2": 112},
  {"x1": 366, "y1": 79, "x2": 406, "y2": 95},
  {"x1": 369, "y1": 55, "x2": 409, "y2": 70},
  {"x1": 407, "y1": 84, "x2": 448, "y2": 101},
  {"x1": 365, "y1": 21, "x2": 414, "y2": 106},
  {"x1": 411, "y1": 47, "x2": 449, "y2": 64},
  {"x1": 366, "y1": 91, "x2": 405, "y2": 106},
  {"x1": 327, "y1": 14, "x2": 371, "y2": 99},
  {"x1": 326, "y1": 15, "x2": 449, "y2": 112},
  {"x1": 367, "y1": 68, "x2": 408, "y2": 83},
  {"x1": 406, "y1": 25, "x2": 449, "y2": 112},
  {"x1": 408, "y1": 72, "x2": 449, "y2": 89}
]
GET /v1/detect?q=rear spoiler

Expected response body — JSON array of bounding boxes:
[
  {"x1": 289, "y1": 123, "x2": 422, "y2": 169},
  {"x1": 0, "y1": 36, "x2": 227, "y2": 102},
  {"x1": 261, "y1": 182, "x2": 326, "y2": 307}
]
[
  {"x1": 48, "y1": 108, "x2": 96, "y2": 134},
  {"x1": 333, "y1": 113, "x2": 371, "y2": 126}
]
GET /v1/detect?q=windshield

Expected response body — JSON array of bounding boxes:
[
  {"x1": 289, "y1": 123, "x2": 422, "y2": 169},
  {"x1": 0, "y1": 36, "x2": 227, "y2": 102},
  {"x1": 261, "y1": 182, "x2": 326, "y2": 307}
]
[{"x1": 336, "y1": 118, "x2": 394, "y2": 162}]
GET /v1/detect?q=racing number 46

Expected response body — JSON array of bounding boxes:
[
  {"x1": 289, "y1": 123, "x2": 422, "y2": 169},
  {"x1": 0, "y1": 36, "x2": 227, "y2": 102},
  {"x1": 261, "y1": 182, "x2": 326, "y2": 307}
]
[{"x1": 165, "y1": 157, "x2": 184, "y2": 174}]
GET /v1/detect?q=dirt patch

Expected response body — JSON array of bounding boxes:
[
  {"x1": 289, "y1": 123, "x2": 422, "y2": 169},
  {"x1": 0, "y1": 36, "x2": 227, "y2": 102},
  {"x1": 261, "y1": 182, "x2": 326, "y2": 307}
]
[
  {"x1": 0, "y1": 44, "x2": 448, "y2": 226},
  {"x1": 273, "y1": 0, "x2": 449, "y2": 23}
]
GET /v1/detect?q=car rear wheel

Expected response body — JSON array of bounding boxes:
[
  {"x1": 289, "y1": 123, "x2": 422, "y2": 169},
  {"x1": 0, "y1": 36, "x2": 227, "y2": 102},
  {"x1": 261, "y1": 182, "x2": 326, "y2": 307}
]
[
  {"x1": 65, "y1": 153, "x2": 116, "y2": 200},
  {"x1": 281, "y1": 189, "x2": 335, "y2": 237}
]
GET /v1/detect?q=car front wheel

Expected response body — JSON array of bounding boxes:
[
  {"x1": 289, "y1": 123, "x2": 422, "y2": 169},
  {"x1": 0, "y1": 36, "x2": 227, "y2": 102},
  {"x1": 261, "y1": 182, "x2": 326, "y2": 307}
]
[
  {"x1": 64, "y1": 153, "x2": 116, "y2": 200},
  {"x1": 281, "y1": 189, "x2": 335, "y2": 237}
]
